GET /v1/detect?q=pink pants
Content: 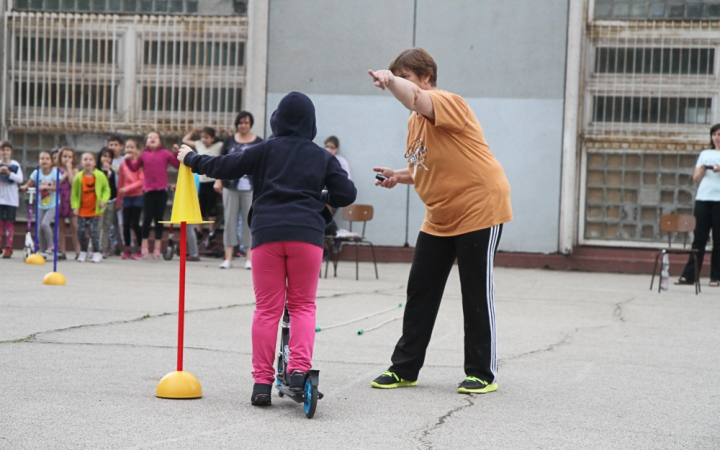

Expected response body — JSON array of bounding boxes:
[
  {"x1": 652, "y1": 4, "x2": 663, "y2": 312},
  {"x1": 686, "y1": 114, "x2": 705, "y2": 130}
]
[
  {"x1": 251, "y1": 241, "x2": 323, "y2": 385},
  {"x1": 0, "y1": 221, "x2": 13, "y2": 247}
]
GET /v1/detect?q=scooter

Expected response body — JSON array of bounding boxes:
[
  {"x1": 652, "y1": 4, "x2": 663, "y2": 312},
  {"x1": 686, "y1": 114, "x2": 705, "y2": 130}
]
[
  {"x1": 163, "y1": 223, "x2": 175, "y2": 260},
  {"x1": 275, "y1": 306, "x2": 323, "y2": 419},
  {"x1": 23, "y1": 187, "x2": 37, "y2": 261}
]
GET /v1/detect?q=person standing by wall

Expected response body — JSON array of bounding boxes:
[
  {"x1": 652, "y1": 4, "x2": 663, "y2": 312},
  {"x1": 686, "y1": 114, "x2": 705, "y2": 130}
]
[
  {"x1": 676, "y1": 123, "x2": 720, "y2": 287},
  {"x1": 369, "y1": 48, "x2": 512, "y2": 394},
  {"x1": 216, "y1": 111, "x2": 263, "y2": 269},
  {"x1": 324, "y1": 136, "x2": 351, "y2": 179}
]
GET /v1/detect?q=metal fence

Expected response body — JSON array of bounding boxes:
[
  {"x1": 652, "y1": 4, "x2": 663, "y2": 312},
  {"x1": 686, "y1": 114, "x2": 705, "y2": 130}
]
[
  {"x1": 580, "y1": 16, "x2": 719, "y2": 245},
  {"x1": 2, "y1": 12, "x2": 247, "y2": 136}
]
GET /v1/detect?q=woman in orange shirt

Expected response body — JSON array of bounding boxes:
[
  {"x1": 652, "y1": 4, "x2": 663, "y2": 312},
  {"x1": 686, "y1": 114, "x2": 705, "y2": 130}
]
[{"x1": 369, "y1": 48, "x2": 512, "y2": 395}]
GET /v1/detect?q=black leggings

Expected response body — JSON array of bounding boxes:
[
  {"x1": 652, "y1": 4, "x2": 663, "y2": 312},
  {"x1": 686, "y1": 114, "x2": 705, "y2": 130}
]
[
  {"x1": 389, "y1": 225, "x2": 502, "y2": 384},
  {"x1": 681, "y1": 200, "x2": 720, "y2": 281},
  {"x1": 142, "y1": 190, "x2": 168, "y2": 240},
  {"x1": 123, "y1": 205, "x2": 142, "y2": 249},
  {"x1": 198, "y1": 181, "x2": 218, "y2": 219}
]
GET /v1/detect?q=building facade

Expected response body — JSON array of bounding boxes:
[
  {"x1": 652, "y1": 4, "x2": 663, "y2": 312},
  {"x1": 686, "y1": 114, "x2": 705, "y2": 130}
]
[{"x1": 1, "y1": 0, "x2": 715, "y2": 254}]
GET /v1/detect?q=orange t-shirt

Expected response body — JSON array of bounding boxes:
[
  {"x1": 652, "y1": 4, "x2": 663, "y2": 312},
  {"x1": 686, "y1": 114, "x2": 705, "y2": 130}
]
[
  {"x1": 79, "y1": 173, "x2": 99, "y2": 218},
  {"x1": 406, "y1": 89, "x2": 512, "y2": 236}
]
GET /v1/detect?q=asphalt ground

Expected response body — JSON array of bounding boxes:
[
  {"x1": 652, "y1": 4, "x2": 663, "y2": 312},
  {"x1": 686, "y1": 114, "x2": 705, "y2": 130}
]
[{"x1": 1, "y1": 255, "x2": 719, "y2": 449}]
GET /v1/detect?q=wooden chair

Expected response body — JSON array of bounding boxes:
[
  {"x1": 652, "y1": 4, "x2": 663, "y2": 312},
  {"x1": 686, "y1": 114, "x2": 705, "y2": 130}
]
[
  {"x1": 649, "y1": 214, "x2": 700, "y2": 294},
  {"x1": 324, "y1": 204, "x2": 378, "y2": 280}
]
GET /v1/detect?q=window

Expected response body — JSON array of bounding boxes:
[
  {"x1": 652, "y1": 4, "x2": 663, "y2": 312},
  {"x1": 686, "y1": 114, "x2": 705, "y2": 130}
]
[
  {"x1": 141, "y1": 86, "x2": 241, "y2": 113},
  {"x1": 595, "y1": 1, "x2": 720, "y2": 19},
  {"x1": 595, "y1": 47, "x2": 715, "y2": 75},
  {"x1": 143, "y1": 41, "x2": 243, "y2": 67},
  {"x1": 16, "y1": 38, "x2": 115, "y2": 64},
  {"x1": 13, "y1": 0, "x2": 199, "y2": 14},
  {"x1": 14, "y1": 82, "x2": 117, "y2": 110},
  {"x1": 593, "y1": 96, "x2": 712, "y2": 124},
  {"x1": 584, "y1": 151, "x2": 696, "y2": 242}
]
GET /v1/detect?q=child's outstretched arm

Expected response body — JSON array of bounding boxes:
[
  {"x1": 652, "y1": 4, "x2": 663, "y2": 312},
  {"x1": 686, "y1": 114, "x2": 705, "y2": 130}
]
[
  {"x1": 322, "y1": 156, "x2": 357, "y2": 208},
  {"x1": 177, "y1": 144, "x2": 260, "y2": 180}
]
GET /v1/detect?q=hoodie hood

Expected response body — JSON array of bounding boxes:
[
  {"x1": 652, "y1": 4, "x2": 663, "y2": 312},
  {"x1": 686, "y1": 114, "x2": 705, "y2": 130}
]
[{"x1": 270, "y1": 91, "x2": 317, "y2": 140}]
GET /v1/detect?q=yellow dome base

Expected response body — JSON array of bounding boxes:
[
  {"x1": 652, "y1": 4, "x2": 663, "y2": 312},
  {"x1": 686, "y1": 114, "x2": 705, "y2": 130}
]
[
  {"x1": 156, "y1": 371, "x2": 203, "y2": 399},
  {"x1": 25, "y1": 253, "x2": 46, "y2": 265},
  {"x1": 43, "y1": 272, "x2": 67, "y2": 285}
]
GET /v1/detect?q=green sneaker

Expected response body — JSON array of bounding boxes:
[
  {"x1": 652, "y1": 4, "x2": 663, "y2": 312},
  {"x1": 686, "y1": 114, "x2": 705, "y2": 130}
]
[
  {"x1": 457, "y1": 376, "x2": 498, "y2": 394},
  {"x1": 371, "y1": 371, "x2": 418, "y2": 389}
]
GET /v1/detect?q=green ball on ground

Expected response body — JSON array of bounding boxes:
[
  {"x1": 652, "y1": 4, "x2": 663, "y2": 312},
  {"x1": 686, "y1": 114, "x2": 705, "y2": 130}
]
[
  {"x1": 315, "y1": 327, "x2": 322, "y2": 332},
  {"x1": 357, "y1": 329, "x2": 364, "y2": 335}
]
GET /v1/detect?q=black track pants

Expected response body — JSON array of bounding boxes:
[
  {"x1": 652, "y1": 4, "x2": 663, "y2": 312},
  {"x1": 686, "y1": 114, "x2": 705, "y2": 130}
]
[{"x1": 389, "y1": 225, "x2": 502, "y2": 383}]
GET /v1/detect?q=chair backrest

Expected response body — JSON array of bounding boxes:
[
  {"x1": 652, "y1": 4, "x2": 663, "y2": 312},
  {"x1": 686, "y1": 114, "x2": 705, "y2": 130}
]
[
  {"x1": 659, "y1": 214, "x2": 696, "y2": 248},
  {"x1": 342, "y1": 204, "x2": 373, "y2": 237}
]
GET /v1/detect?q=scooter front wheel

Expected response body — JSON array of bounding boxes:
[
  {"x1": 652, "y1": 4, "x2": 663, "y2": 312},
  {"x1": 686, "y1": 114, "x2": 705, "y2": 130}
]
[
  {"x1": 163, "y1": 244, "x2": 174, "y2": 260},
  {"x1": 303, "y1": 377, "x2": 317, "y2": 419}
]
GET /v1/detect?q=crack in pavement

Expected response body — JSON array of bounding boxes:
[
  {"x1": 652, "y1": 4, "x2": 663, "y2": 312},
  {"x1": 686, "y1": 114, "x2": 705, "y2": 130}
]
[
  {"x1": 315, "y1": 285, "x2": 405, "y2": 299},
  {"x1": 613, "y1": 296, "x2": 635, "y2": 323},
  {"x1": 0, "y1": 286, "x2": 406, "y2": 345},
  {"x1": 0, "y1": 301, "x2": 256, "y2": 345},
  {"x1": 416, "y1": 395, "x2": 475, "y2": 449}
]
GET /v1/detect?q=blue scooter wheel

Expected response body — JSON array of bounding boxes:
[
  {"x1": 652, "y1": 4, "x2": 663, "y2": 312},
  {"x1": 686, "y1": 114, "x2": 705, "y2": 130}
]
[{"x1": 303, "y1": 377, "x2": 317, "y2": 419}]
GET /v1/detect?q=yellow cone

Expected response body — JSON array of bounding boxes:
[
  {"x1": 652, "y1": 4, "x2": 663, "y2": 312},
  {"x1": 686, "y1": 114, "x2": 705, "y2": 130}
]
[
  {"x1": 160, "y1": 165, "x2": 213, "y2": 225},
  {"x1": 156, "y1": 370, "x2": 203, "y2": 399},
  {"x1": 43, "y1": 272, "x2": 66, "y2": 285},
  {"x1": 25, "y1": 253, "x2": 46, "y2": 265}
]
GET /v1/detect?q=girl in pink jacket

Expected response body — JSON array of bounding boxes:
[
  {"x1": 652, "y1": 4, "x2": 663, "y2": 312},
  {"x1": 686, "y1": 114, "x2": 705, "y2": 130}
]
[
  {"x1": 118, "y1": 138, "x2": 145, "y2": 260},
  {"x1": 124, "y1": 131, "x2": 179, "y2": 258}
]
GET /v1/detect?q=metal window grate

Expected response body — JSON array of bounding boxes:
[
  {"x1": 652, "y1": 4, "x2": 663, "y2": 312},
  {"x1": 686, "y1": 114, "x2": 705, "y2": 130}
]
[
  {"x1": 595, "y1": 1, "x2": 720, "y2": 20},
  {"x1": 579, "y1": 13, "x2": 718, "y2": 246},
  {"x1": 593, "y1": 96, "x2": 712, "y2": 124},
  {"x1": 3, "y1": 12, "x2": 248, "y2": 136},
  {"x1": 595, "y1": 47, "x2": 715, "y2": 74},
  {"x1": 14, "y1": 0, "x2": 200, "y2": 14},
  {"x1": 142, "y1": 41, "x2": 244, "y2": 67}
]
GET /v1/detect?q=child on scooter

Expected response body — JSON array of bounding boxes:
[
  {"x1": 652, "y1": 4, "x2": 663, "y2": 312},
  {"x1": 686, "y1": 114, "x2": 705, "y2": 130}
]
[
  {"x1": 19, "y1": 151, "x2": 59, "y2": 256},
  {"x1": 178, "y1": 92, "x2": 356, "y2": 406},
  {"x1": 0, "y1": 141, "x2": 23, "y2": 258},
  {"x1": 71, "y1": 152, "x2": 110, "y2": 263}
]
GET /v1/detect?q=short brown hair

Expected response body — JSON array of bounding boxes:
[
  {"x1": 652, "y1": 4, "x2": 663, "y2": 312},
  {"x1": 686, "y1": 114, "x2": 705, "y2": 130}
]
[
  {"x1": 710, "y1": 123, "x2": 720, "y2": 149},
  {"x1": 324, "y1": 136, "x2": 339, "y2": 149},
  {"x1": 0, "y1": 140, "x2": 12, "y2": 150},
  {"x1": 388, "y1": 47, "x2": 437, "y2": 87}
]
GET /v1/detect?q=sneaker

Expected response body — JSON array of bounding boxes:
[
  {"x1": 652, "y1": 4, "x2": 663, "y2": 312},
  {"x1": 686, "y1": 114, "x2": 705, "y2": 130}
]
[
  {"x1": 219, "y1": 259, "x2": 232, "y2": 269},
  {"x1": 244, "y1": 259, "x2": 252, "y2": 270},
  {"x1": 152, "y1": 248, "x2": 161, "y2": 259},
  {"x1": 457, "y1": 376, "x2": 498, "y2": 394},
  {"x1": 77, "y1": 251, "x2": 87, "y2": 263},
  {"x1": 141, "y1": 246, "x2": 150, "y2": 259},
  {"x1": 132, "y1": 252, "x2": 143, "y2": 260},
  {"x1": 2, "y1": 247, "x2": 11, "y2": 259},
  {"x1": 187, "y1": 255, "x2": 201, "y2": 262},
  {"x1": 121, "y1": 251, "x2": 131, "y2": 260},
  {"x1": 288, "y1": 370, "x2": 306, "y2": 392},
  {"x1": 371, "y1": 371, "x2": 418, "y2": 389},
  {"x1": 251, "y1": 383, "x2": 272, "y2": 406},
  {"x1": 91, "y1": 252, "x2": 103, "y2": 263},
  {"x1": 101, "y1": 251, "x2": 107, "y2": 259},
  {"x1": 57, "y1": 252, "x2": 67, "y2": 260}
]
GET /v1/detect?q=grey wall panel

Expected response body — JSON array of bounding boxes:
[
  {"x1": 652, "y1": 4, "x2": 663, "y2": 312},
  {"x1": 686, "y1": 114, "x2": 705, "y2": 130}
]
[
  {"x1": 267, "y1": 92, "x2": 562, "y2": 253},
  {"x1": 467, "y1": 98, "x2": 564, "y2": 253},
  {"x1": 416, "y1": 0, "x2": 569, "y2": 99},
  {"x1": 267, "y1": 0, "x2": 415, "y2": 95}
]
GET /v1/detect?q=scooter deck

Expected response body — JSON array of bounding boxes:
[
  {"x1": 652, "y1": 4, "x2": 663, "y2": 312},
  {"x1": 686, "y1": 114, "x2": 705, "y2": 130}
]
[{"x1": 275, "y1": 384, "x2": 324, "y2": 402}]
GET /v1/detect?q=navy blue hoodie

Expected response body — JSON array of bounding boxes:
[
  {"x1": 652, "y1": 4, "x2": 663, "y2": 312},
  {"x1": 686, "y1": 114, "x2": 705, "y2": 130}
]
[{"x1": 184, "y1": 92, "x2": 357, "y2": 249}]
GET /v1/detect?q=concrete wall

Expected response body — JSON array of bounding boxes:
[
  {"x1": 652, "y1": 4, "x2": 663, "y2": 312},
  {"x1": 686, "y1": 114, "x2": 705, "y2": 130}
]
[{"x1": 265, "y1": 0, "x2": 569, "y2": 253}]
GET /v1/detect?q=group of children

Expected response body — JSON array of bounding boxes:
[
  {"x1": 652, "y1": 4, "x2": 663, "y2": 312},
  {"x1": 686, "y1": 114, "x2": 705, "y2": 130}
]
[{"x1": 0, "y1": 131, "x2": 189, "y2": 262}]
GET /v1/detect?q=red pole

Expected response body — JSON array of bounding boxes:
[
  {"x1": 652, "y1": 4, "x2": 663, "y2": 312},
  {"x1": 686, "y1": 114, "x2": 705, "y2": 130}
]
[{"x1": 177, "y1": 222, "x2": 187, "y2": 372}]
